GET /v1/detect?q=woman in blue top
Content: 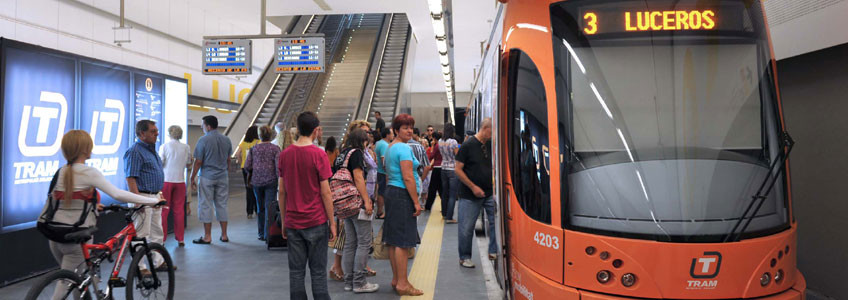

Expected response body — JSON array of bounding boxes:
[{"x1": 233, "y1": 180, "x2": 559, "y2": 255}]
[{"x1": 382, "y1": 113, "x2": 424, "y2": 296}]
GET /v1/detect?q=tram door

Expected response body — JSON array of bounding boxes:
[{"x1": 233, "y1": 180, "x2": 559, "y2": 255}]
[{"x1": 501, "y1": 49, "x2": 564, "y2": 285}]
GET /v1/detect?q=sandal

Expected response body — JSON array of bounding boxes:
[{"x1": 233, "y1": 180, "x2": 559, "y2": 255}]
[
  {"x1": 219, "y1": 237, "x2": 229, "y2": 243},
  {"x1": 365, "y1": 267, "x2": 377, "y2": 277},
  {"x1": 395, "y1": 285, "x2": 423, "y2": 296},
  {"x1": 328, "y1": 269, "x2": 344, "y2": 281},
  {"x1": 192, "y1": 237, "x2": 211, "y2": 244}
]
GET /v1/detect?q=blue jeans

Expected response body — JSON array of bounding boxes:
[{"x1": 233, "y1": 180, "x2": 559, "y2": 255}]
[
  {"x1": 252, "y1": 182, "x2": 277, "y2": 239},
  {"x1": 458, "y1": 197, "x2": 498, "y2": 260},
  {"x1": 441, "y1": 169, "x2": 459, "y2": 220},
  {"x1": 286, "y1": 224, "x2": 331, "y2": 300}
]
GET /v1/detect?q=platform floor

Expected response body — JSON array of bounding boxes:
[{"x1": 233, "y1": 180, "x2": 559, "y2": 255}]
[{"x1": 0, "y1": 174, "x2": 500, "y2": 300}]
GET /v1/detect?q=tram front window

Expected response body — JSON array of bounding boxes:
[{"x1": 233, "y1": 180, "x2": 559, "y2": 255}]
[{"x1": 550, "y1": 0, "x2": 789, "y2": 242}]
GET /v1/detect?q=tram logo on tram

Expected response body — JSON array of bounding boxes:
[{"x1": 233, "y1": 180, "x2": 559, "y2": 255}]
[
  {"x1": 690, "y1": 251, "x2": 722, "y2": 279},
  {"x1": 687, "y1": 251, "x2": 722, "y2": 290}
]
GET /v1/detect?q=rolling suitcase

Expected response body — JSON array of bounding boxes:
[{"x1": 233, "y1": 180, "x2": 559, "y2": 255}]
[{"x1": 267, "y1": 200, "x2": 287, "y2": 249}]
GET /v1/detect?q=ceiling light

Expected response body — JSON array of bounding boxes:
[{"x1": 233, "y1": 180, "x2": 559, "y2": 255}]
[
  {"x1": 439, "y1": 54, "x2": 450, "y2": 66},
  {"x1": 432, "y1": 19, "x2": 446, "y2": 37},
  {"x1": 428, "y1": 0, "x2": 443, "y2": 15},
  {"x1": 436, "y1": 39, "x2": 447, "y2": 53}
]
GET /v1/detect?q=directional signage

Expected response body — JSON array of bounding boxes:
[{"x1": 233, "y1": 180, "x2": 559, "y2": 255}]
[
  {"x1": 202, "y1": 39, "x2": 251, "y2": 75},
  {"x1": 274, "y1": 37, "x2": 325, "y2": 74}
]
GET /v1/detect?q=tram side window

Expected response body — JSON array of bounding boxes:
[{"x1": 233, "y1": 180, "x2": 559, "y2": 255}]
[{"x1": 508, "y1": 50, "x2": 552, "y2": 225}]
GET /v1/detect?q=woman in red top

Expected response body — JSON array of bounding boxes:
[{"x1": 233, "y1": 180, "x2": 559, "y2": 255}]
[{"x1": 424, "y1": 132, "x2": 443, "y2": 211}]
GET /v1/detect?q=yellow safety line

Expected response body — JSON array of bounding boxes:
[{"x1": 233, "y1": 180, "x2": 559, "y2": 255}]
[{"x1": 403, "y1": 199, "x2": 445, "y2": 300}]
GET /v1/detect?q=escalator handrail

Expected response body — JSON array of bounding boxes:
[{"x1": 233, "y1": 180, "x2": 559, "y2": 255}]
[
  {"x1": 222, "y1": 57, "x2": 277, "y2": 138},
  {"x1": 357, "y1": 14, "x2": 394, "y2": 121}
]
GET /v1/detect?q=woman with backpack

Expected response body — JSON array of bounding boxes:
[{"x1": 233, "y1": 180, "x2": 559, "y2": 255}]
[
  {"x1": 331, "y1": 128, "x2": 379, "y2": 293},
  {"x1": 45, "y1": 130, "x2": 163, "y2": 286}
]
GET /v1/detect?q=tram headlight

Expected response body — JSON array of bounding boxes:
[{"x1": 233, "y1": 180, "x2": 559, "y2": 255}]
[
  {"x1": 621, "y1": 273, "x2": 636, "y2": 287},
  {"x1": 596, "y1": 270, "x2": 611, "y2": 284},
  {"x1": 775, "y1": 269, "x2": 784, "y2": 283},
  {"x1": 760, "y1": 272, "x2": 771, "y2": 286}
]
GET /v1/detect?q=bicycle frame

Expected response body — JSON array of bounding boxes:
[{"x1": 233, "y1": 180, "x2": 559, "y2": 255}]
[{"x1": 75, "y1": 209, "x2": 159, "y2": 299}]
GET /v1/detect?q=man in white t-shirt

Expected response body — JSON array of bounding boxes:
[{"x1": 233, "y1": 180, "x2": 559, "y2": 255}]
[{"x1": 159, "y1": 125, "x2": 192, "y2": 247}]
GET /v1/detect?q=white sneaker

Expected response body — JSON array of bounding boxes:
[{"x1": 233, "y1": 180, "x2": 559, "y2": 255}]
[
  {"x1": 344, "y1": 284, "x2": 352, "y2": 291},
  {"x1": 353, "y1": 282, "x2": 379, "y2": 293},
  {"x1": 459, "y1": 259, "x2": 475, "y2": 268}
]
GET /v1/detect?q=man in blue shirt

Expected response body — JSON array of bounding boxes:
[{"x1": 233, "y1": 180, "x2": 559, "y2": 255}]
[
  {"x1": 374, "y1": 127, "x2": 393, "y2": 218},
  {"x1": 190, "y1": 116, "x2": 233, "y2": 244},
  {"x1": 124, "y1": 119, "x2": 170, "y2": 271}
]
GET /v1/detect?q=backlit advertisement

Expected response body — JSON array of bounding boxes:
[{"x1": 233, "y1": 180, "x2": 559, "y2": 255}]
[
  {"x1": 1, "y1": 47, "x2": 77, "y2": 231},
  {"x1": 0, "y1": 40, "x2": 186, "y2": 233},
  {"x1": 134, "y1": 75, "x2": 164, "y2": 147},
  {"x1": 80, "y1": 62, "x2": 132, "y2": 205}
]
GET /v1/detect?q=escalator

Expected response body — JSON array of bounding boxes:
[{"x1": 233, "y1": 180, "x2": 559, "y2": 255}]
[
  {"x1": 312, "y1": 14, "x2": 386, "y2": 141},
  {"x1": 359, "y1": 14, "x2": 411, "y2": 128},
  {"x1": 226, "y1": 13, "x2": 413, "y2": 148},
  {"x1": 275, "y1": 15, "x2": 349, "y2": 129},
  {"x1": 223, "y1": 15, "x2": 319, "y2": 147}
]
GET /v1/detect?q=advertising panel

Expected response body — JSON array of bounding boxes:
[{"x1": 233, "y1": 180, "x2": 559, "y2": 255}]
[
  {"x1": 134, "y1": 74, "x2": 164, "y2": 147},
  {"x1": 79, "y1": 62, "x2": 132, "y2": 205},
  {"x1": 1, "y1": 47, "x2": 76, "y2": 232}
]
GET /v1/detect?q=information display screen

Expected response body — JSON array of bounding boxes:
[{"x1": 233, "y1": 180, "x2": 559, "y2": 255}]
[
  {"x1": 134, "y1": 75, "x2": 164, "y2": 147},
  {"x1": 576, "y1": 2, "x2": 750, "y2": 37},
  {"x1": 202, "y1": 39, "x2": 252, "y2": 75},
  {"x1": 274, "y1": 37, "x2": 325, "y2": 74}
]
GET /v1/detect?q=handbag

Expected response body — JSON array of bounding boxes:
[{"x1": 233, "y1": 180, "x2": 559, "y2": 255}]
[
  {"x1": 329, "y1": 149, "x2": 364, "y2": 219},
  {"x1": 37, "y1": 168, "x2": 99, "y2": 244},
  {"x1": 328, "y1": 218, "x2": 346, "y2": 251}
]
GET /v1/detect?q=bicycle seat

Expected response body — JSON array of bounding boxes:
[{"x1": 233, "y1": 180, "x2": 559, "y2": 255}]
[{"x1": 65, "y1": 227, "x2": 99, "y2": 243}]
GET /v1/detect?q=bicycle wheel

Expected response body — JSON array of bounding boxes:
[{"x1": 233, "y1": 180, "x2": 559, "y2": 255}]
[
  {"x1": 126, "y1": 243, "x2": 174, "y2": 300},
  {"x1": 25, "y1": 269, "x2": 91, "y2": 300}
]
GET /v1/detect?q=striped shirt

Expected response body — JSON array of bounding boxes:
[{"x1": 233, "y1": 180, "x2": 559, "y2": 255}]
[
  {"x1": 124, "y1": 141, "x2": 165, "y2": 193},
  {"x1": 407, "y1": 139, "x2": 430, "y2": 176}
]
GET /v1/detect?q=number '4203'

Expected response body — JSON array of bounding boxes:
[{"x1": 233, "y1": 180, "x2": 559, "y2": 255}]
[{"x1": 533, "y1": 232, "x2": 560, "y2": 249}]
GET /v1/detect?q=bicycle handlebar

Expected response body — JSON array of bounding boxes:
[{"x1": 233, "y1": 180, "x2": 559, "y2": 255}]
[{"x1": 102, "y1": 201, "x2": 166, "y2": 214}]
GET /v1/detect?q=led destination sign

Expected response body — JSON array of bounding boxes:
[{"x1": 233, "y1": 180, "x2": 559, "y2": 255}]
[
  {"x1": 579, "y1": 3, "x2": 748, "y2": 36},
  {"x1": 274, "y1": 37, "x2": 325, "y2": 74},
  {"x1": 202, "y1": 39, "x2": 252, "y2": 75}
]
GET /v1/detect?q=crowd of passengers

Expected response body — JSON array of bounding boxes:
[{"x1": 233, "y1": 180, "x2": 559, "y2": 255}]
[{"x1": 45, "y1": 110, "x2": 495, "y2": 299}]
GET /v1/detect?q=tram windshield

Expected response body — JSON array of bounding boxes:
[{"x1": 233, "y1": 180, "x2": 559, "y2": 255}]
[{"x1": 550, "y1": 0, "x2": 789, "y2": 242}]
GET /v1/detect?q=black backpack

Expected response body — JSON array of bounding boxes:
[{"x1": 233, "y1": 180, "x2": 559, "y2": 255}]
[{"x1": 36, "y1": 169, "x2": 98, "y2": 243}]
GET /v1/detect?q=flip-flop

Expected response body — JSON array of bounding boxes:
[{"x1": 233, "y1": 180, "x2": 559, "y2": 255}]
[
  {"x1": 192, "y1": 237, "x2": 211, "y2": 244},
  {"x1": 396, "y1": 286, "x2": 423, "y2": 296},
  {"x1": 220, "y1": 237, "x2": 230, "y2": 242}
]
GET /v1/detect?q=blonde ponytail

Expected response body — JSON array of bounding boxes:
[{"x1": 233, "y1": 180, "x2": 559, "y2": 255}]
[{"x1": 60, "y1": 130, "x2": 94, "y2": 201}]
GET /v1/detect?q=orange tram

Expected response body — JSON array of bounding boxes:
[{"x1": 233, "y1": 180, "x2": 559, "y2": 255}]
[{"x1": 472, "y1": 0, "x2": 806, "y2": 299}]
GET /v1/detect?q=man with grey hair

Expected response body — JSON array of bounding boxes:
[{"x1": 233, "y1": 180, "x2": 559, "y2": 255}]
[
  {"x1": 159, "y1": 125, "x2": 192, "y2": 247},
  {"x1": 273, "y1": 122, "x2": 285, "y2": 149},
  {"x1": 454, "y1": 118, "x2": 496, "y2": 268},
  {"x1": 124, "y1": 119, "x2": 170, "y2": 271}
]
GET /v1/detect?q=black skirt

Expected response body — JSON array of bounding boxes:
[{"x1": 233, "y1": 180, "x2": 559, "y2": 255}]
[{"x1": 381, "y1": 185, "x2": 420, "y2": 248}]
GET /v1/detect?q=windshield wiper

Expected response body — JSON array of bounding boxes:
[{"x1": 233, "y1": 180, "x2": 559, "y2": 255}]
[{"x1": 723, "y1": 131, "x2": 795, "y2": 242}]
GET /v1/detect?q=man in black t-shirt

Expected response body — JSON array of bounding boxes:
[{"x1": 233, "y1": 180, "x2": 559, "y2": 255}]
[
  {"x1": 374, "y1": 111, "x2": 385, "y2": 133},
  {"x1": 454, "y1": 118, "x2": 496, "y2": 268}
]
